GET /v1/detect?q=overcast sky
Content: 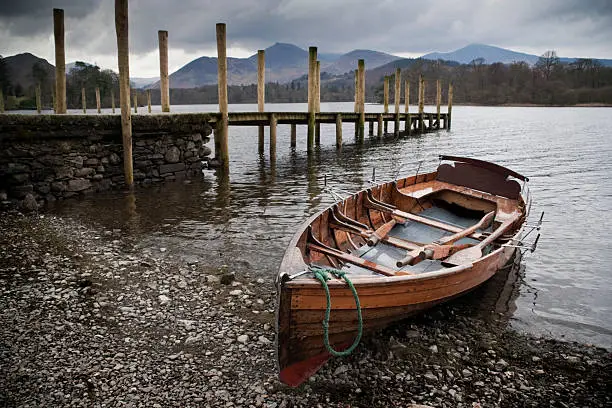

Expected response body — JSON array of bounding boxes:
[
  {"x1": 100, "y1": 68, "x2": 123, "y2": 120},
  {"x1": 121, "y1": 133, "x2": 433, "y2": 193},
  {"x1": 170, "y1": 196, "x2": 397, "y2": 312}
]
[{"x1": 1, "y1": 0, "x2": 611, "y2": 78}]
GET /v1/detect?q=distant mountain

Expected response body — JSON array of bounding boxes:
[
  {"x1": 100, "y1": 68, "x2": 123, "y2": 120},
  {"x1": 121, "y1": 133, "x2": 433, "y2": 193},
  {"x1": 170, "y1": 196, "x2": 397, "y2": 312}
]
[
  {"x1": 248, "y1": 42, "x2": 307, "y2": 69},
  {"x1": 319, "y1": 52, "x2": 343, "y2": 62},
  {"x1": 422, "y1": 44, "x2": 539, "y2": 65},
  {"x1": 422, "y1": 43, "x2": 612, "y2": 67},
  {"x1": 323, "y1": 49, "x2": 399, "y2": 74},
  {"x1": 156, "y1": 43, "x2": 401, "y2": 89},
  {"x1": 4, "y1": 53, "x2": 55, "y2": 90},
  {"x1": 130, "y1": 77, "x2": 158, "y2": 88}
]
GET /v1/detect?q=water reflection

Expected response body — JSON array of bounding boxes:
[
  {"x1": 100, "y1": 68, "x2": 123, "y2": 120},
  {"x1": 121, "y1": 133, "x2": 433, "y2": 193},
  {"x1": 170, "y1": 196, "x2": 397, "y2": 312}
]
[
  {"x1": 455, "y1": 256, "x2": 523, "y2": 323},
  {"x1": 47, "y1": 104, "x2": 612, "y2": 349},
  {"x1": 125, "y1": 192, "x2": 140, "y2": 235}
]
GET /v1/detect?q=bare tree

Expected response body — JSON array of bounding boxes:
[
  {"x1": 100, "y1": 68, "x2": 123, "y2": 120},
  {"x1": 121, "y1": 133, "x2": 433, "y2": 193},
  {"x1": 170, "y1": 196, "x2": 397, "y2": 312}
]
[{"x1": 536, "y1": 50, "x2": 560, "y2": 80}]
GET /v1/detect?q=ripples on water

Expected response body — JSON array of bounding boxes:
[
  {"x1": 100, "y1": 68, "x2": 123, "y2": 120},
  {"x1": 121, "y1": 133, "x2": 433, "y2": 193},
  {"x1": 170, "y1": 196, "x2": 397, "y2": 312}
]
[{"x1": 47, "y1": 103, "x2": 612, "y2": 349}]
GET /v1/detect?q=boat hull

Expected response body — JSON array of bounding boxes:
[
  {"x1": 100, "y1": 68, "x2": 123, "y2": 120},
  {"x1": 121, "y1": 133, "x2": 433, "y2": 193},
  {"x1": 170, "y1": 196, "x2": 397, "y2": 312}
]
[
  {"x1": 277, "y1": 244, "x2": 518, "y2": 386},
  {"x1": 275, "y1": 156, "x2": 530, "y2": 386}
]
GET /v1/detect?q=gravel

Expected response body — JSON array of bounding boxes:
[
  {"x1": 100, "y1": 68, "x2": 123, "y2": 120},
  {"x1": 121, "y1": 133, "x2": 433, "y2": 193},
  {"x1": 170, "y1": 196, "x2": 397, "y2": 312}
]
[{"x1": 1, "y1": 212, "x2": 610, "y2": 407}]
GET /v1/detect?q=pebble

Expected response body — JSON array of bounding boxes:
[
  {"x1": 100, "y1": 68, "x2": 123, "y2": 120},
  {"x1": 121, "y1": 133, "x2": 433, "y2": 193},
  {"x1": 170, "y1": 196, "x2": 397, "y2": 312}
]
[
  {"x1": 258, "y1": 336, "x2": 271, "y2": 345},
  {"x1": 0, "y1": 213, "x2": 609, "y2": 408}
]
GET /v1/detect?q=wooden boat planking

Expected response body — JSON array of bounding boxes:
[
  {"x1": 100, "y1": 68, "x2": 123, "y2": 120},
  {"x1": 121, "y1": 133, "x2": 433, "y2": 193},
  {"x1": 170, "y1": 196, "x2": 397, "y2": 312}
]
[{"x1": 275, "y1": 156, "x2": 530, "y2": 387}]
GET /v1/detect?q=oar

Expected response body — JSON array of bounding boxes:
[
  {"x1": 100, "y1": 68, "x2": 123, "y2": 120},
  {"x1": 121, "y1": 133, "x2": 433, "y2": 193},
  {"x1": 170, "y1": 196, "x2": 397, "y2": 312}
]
[
  {"x1": 366, "y1": 218, "x2": 397, "y2": 246},
  {"x1": 442, "y1": 213, "x2": 521, "y2": 267},
  {"x1": 363, "y1": 192, "x2": 485, "y2": 240},
  {"x1": 435, "y1": 211, "x2": 495, "y2": 245},
  {"x1": 395, "y1": 211, "x2": 495, "y2": 267}
]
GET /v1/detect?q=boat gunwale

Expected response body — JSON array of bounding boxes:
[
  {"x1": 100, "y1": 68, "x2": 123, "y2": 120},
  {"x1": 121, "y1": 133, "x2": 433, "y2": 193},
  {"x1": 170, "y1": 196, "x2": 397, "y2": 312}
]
[{"x1": 274, "y1": 158, "x2": 529, "y2": 386}]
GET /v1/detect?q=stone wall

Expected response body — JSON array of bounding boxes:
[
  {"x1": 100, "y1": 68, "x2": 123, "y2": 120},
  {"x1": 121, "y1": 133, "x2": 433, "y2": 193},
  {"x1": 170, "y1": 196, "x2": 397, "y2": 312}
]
[{"x1": 0, "y1": 114, "x2": 213, "y2": 210}]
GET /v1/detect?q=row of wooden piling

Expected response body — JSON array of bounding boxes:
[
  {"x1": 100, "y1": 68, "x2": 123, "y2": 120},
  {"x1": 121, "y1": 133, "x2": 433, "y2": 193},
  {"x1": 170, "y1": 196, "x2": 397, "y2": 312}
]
[
  {"x1": 50, "y1": 6, "x2": 170, "y2": 118},
  {"x1": 35, "y1": 4, "x2": 453, "y2": 187},
  {"x1": 9, "y1": 86, "x2": 159, "y2": 115}
]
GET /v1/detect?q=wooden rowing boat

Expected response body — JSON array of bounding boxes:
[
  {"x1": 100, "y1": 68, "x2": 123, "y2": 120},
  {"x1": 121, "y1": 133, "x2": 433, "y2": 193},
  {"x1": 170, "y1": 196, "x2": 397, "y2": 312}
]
[{"x1": 275, "y1": 156, "x2": 535, "y2": 387}]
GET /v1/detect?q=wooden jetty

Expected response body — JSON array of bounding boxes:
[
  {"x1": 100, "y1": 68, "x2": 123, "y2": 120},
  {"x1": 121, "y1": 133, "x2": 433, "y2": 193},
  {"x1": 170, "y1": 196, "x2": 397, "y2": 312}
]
[{"x1": 7, "y1": 5, "x2": 453, "y2": 187}]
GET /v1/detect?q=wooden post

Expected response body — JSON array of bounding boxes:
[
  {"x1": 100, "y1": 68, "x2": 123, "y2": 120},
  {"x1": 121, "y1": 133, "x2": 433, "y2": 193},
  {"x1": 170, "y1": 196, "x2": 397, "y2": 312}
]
[
  {"x1": 133, "y1": 92, "x2": 137, "y2": 113},
  {"x1": 257, "y1": 50, "x2": 266, "y2": 153},
  {"x1": 405, "y1": 80, "x2": 411, "y2": 134},
  {"x1": 377, "y1": 113, "x2": 383, "y2": 138},
  {"x1": 307, "y1": 46, "x2": 317, "y2": 152},
  {"x1": 394, "y1": 68, "x2": 401, "y2": 136},
  {"x1": 315, "y1": 60, "x2": 321, "y2": 145},
  {"x1": 35, "y1": 84, "x2": 41, "y2": 114},
  {"x1": 354, "y1": 69, "x2": 359, "y2": 137},
  {"x1": 269, "y1": 113, "x2": 277, "y2": 162},
  {"x1": 383, "y1": 76, "x2": 389, "y2": 134},
  {"x1": 358, "y1": 59, "x2": 365, "y2": 141},
  {"x1": 158, "y1": 30, "x2": 170, "y2": 112},
  {"x1": 115, "y1": 0, "x2": 133, "y2": 188},
  {"x1": 95, "y1": 87, "x2": 101, "y2": 113},
  {"x1": 111, "y1": 89, "x2": 116, "y2": 113},
  {"x1": 147, "y1": 89, "x2": 151, "y2": 113},
  {"x1": 354, "y1": 70, "x2": 358, "y2": 113},
  {"x1": 216, "y1": 23, "x2": 229, "y2": 169},
  {"x1": 257, "y1": 49, "x2": 265, "y2": 153},
  {"x1": 369, "y1": 121, "x2": 374, "y2": 136},
  {"x1": 447, "y1": 82, "x2": 453, "y2": 130},
  {"x1": 0, "y1": 89, "x2": 4, "y2": 113},
  {"x1": 290, "y1": 124, "x2": 297, "y2": 148},
  {"x1": 418, "y1": 75, "x2": 425, "y2": 133},
  {"x1": 335, "y1": 113, "x2": 342, "y2": 148},
  {"x1": 82, "y1": 87, "x2": 87, "y2": 113},
  {"x1": 436, "y1": 79, "x2": 441, "y2": 128},
  {"x1": 53, "y1": 9, "x2": 67, "y2": 114}
]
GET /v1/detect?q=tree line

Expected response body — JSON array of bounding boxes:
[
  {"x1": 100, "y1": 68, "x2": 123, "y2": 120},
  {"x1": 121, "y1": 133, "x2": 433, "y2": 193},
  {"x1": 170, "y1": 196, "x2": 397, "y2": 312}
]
[
  {"x1": 1, "y1": 51, "x2": 611, "y2": 110},
  {"x1": 154, "y1": 51, "x2": 612, "y2": 107}
]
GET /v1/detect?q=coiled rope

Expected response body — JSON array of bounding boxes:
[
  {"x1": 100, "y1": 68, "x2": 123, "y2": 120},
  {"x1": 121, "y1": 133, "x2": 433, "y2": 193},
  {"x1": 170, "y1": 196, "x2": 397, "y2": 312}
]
[{"x1": 310, "y1": 265, "x2": 363, "y2": 357}]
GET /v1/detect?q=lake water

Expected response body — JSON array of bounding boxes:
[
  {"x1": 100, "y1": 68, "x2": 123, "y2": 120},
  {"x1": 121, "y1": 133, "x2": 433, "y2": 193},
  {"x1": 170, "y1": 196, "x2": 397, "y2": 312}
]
[{"x1": 45, "y1": 102, "x2": 612, "y2": 349}]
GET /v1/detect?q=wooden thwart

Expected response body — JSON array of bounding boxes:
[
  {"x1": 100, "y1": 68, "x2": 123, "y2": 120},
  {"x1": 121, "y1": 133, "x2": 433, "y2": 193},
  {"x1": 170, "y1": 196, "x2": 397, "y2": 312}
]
[
  {"x1": 364, "y1": 189, "x2": 484, "y2": 239},
  {"x1": 329, "y1": 207, "x2": 420, "y2": 251},
  {"x1": 306, "y1": 226, "x2": 411, "y2": 277}
]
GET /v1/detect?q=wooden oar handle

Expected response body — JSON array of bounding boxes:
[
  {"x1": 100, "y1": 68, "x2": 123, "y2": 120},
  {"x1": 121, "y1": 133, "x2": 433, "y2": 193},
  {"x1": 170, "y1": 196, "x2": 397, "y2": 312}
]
[
  {"x1": 366, "y1": 218, "x2": 397, "y2": 246},
  {"x1": 396, "y1": 248, "x2": 434, "y2": 268}
]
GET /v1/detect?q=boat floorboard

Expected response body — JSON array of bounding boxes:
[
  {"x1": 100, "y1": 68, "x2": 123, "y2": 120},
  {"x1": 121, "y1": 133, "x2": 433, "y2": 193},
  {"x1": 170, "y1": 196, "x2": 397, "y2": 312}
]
[{"x1": 338, "y1": 205, "x2": 488, "y2": 277}]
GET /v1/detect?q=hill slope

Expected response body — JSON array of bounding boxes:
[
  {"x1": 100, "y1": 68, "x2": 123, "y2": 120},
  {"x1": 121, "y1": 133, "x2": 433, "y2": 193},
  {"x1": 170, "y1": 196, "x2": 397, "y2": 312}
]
[
  {"x1": 422, "y1": 44, "x2": 539, "y2": 65},
  {"x1": 160, "y1": 44, "x2": 401, "y2": 89},
  {"x1": 422, "y1": 43, "x2": 612, "y2": 67},
  {"x1": 324, "y1": 49, "x2": 399, "y2": 74},
  {"x1": 4, "y1": 53, "x2": 55, "y2": 90}
]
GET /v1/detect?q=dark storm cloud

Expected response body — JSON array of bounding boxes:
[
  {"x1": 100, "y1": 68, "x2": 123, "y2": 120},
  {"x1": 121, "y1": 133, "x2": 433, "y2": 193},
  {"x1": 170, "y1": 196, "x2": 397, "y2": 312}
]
[
  {"x1": 0, "y1": 0, "x2": 99, "y2": 17},
  {"x1": 0, "y1": 0, "x2": 100, "y2": 36},
  {"x1": 125, "y1": 0, "x2": 612, "y2": 56},
  {"x1": 1, "y1": 0, "x2": 611, "y2": 74}
]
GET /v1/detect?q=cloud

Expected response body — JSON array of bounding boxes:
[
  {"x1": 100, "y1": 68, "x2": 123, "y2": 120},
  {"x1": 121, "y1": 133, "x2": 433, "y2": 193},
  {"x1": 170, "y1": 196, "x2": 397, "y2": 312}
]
[{"x1": 0, "y1": 0, "x2": 611, "y2": 77}]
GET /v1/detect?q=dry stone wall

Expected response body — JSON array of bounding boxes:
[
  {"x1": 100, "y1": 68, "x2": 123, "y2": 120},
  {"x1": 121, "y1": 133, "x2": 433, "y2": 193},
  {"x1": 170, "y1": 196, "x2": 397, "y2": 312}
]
[{"x1": 0, "y1": 114, "x2": 213, "y2": 210}]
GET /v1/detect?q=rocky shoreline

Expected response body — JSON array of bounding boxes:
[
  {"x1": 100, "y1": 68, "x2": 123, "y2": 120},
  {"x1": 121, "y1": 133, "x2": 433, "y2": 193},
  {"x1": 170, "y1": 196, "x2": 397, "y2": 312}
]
[{"x1": 1, "y1": 212, "x2": 610, "y2": 407}]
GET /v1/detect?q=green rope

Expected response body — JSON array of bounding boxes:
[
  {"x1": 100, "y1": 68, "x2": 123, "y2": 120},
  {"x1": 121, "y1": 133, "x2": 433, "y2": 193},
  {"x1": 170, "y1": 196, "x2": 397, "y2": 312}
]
[{"x1": 310, "y1": 265, "x2": 363, "y2": 357}]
